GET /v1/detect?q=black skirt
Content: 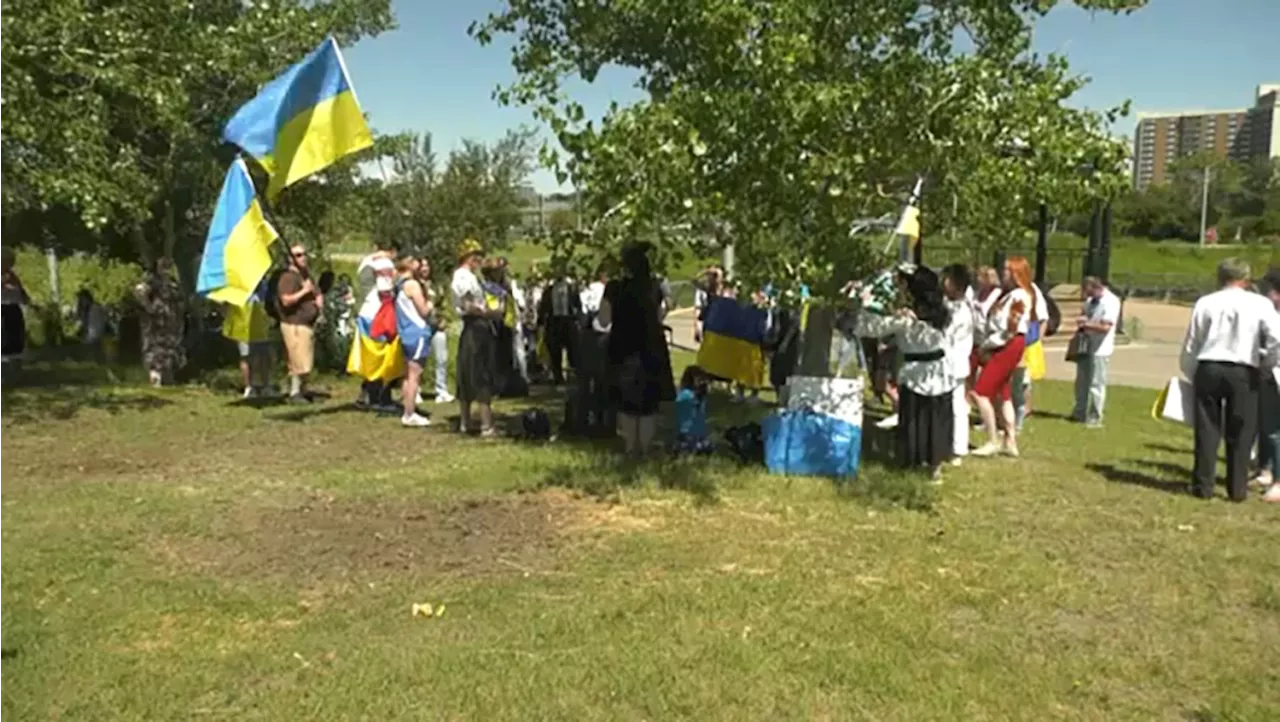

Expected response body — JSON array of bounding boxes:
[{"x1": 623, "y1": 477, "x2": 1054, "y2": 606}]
[
  {"x1": 2, "y1": 304, "x2": 25, "y2": 358},
  {"x1": 896, "y1": 386, "x2": 954, "y2": 468},
  {"x1": 456, "y1": 316, "x2": 496, "y2": 404}
]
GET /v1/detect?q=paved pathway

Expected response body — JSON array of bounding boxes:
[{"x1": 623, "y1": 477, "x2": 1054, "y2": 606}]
[{"x1": 664, "y1": 308, "x2": 1179, "y2": 390}]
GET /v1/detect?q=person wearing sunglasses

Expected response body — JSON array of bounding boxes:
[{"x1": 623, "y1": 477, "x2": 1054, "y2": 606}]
[{"x1": 277, "y1": 243, "x2": 324, "y2": 404}]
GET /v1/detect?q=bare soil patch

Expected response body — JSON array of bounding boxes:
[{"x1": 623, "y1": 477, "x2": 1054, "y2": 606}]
[{"x1": 154, "y1": 490, "x2": 608, "y2": 588}]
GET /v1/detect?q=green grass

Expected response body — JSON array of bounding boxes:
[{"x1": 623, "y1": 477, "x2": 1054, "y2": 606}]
[{"x1": 4, "y1": 356, "x2": 1279, "y2": 720}]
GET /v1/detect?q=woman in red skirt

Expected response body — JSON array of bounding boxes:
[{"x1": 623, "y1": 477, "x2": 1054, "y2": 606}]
[{"x1": 971, "y1": 257, "x2": 1037, "y2": 457}]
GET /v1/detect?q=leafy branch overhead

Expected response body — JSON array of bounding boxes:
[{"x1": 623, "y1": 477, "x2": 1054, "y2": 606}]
[
  {"x1": 472, "y1": 0, "x2": 1140, "y2": 294},
  {"x1": 1, "y1": 0, "x2": 395, "y2": 270}
]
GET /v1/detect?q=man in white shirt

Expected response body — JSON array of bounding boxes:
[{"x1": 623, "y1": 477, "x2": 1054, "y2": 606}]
[
  {"x1": 1180, "y1": 258, "x2": 1280, "y2": 502},
  {"x1": 1070, "y1": 276, "x2": 1121, "y2": 427}
]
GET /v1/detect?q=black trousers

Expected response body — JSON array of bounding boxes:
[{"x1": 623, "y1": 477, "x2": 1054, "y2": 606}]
[
  {"x1": 545, "y1": 317, "x2": 577, "y2": 385},
  {"x1": 1192, "y1": 361, "x2": 1260, "y2": 501},
  {"x1": 576, "y1": 329, "x2": 615, "y2": 434}
]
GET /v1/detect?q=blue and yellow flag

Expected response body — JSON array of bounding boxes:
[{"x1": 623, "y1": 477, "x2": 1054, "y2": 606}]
[
  {"x1": 697, "y1": 297, "x2": 768, "y2": 388},
  {"x1": 196, "y1": 160, "x2": 279, "y2": 307},
  {"x1": 223, "y1": 37, "x2": 373, "y2": 199}
]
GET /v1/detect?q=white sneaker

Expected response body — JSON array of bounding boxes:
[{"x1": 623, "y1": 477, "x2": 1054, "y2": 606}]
[
  {"x1": 401, "y1": 413, "x2": 431, "y2": 428},
  {"x1": 971, "y1": 442, "x2": 1001, "y2": 457},
  {"x1": 1263, "y1": 484, "x2": 1280, "y2": 503},
  {"x1": 415, "y1": 392, "x2": 425, "y2": 406},
  {"x1": 242, "y1": 387, "x2": 255, "y2": 399},
  {"x1": 435, "y1": 391, "x2": 456, "y2": 404},
  {"x1": 1251, "y1": 470, "x2": 1274, "y2": 489},
  {"x1": 875, "y1": 413, "x2": 899, "y2": 430}
]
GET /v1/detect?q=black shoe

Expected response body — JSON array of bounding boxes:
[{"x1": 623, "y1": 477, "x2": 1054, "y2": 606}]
[
  {"x1": 1188, "y1": 485, "x2": 1214, "y2": 499},
  {"x1": 287, "y1": 394, "x2": 311, "y2": 406}
]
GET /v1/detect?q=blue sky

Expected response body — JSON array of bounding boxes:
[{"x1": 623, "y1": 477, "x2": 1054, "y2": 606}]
[{"x1": 345, "y1": 0, "x2": 1280, "y2": 193}]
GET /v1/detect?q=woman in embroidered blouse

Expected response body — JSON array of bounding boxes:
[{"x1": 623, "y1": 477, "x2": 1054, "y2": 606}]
[
  {"x1": 971, "y1": 256, "x2": 1037, "y2": 457},
  {"x1": 859, "y1": 266, "x2": 960, "y2": 479}
]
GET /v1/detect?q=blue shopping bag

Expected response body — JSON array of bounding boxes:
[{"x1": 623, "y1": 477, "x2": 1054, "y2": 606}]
[{"x1": 762, "y1": 409, "x2": 862, "y2": 479}]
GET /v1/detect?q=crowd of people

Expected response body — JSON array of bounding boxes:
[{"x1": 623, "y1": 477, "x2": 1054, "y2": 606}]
[
  {"x1": 851, "y1": 257, "x2": 1066, "y2": 480},
  {"x1": 219, "y1": 238, "x2": 675, "y2": 453},
  {"x1": 5, "y1": 240, "x2": 1278, "y2": 502}
]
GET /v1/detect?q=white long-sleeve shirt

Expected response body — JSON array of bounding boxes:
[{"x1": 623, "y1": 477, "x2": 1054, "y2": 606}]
[{"x1": 1179, "y1": 286, "x2": 1280, "y2": 380}]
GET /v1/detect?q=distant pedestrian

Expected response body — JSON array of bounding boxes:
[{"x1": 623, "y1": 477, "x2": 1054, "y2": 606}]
[
  {"x1": 221, "y1": 283, "x2": 272, "y2": 398},
  {"x1": 1179, "y1": 259, "x2": 1280, "y2": 502},
  {"x1": 276, "y1": 243, "x2": 323, "y2": 404},
  {"x1": 1069, "y1": 276, "x2": 1121, "y2": 427},
  {"x1": 452, "y1": 239, "x2": 498, "y2": 436},
  {"x1": 2, "y1": 249, "x2": 30, "y2": 363},
  {"x1": 134, "y1": 257, "x2": 186, "y2": 387},
  {"x1": 1256, "y1": 268, "x2": 1280, "y2": 502},
  {"x1": 394, "y1": 253, "x2": 435, "y2": 428},
  {"x1": 971, "y1": 256, "x2": 1037, "y2": 458}
]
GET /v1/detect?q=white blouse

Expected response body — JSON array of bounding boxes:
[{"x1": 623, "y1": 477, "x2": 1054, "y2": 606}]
[
  {"x1": 856, "y1": 311, "x2": 960, "y2": 397},
  {"x1": 981, "y1": 287, "x2": 1033, "y2": 349},
  {"x1": 450, "y1": 266, "x2": 484, "y2": 317}
]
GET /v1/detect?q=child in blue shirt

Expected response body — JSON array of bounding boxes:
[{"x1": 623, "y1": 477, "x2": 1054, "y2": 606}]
[{"x1": 674, "y1": 365, "x2": 713, "y2": 455}]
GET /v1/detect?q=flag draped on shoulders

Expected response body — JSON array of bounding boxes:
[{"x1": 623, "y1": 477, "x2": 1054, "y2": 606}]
[
  {"x1": 196, "y1": 159, "x2": 279, "y2": 307},
  {"x1": 223, "y1": 37, "x2": 373, "y2": 200},
  {"x1": 346, "y1": 256, "x2": 404, "y2": 384},
  {"x1": 697, "y1": 296, "x2": 768, "y2": 388}
]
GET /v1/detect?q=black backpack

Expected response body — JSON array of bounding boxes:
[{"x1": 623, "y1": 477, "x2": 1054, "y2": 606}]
[
  {"x1": 264, "y1": 268, "x2": 287, "y2": 321},
  {"x1": 519, "y1": 409, "x2": 552, "y2": 441}
]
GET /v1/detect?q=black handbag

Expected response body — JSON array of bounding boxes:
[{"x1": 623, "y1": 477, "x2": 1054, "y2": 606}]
[{"x1": 1065, "y1": 330, "x2": 1103, "y2": 363}]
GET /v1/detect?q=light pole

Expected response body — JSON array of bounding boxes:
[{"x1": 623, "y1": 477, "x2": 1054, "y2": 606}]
[{"x1": 1198, "y1": 165, "x2": 1211, "y2": 247}]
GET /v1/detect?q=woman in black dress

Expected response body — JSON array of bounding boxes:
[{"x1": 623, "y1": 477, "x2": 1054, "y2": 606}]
[{"x1": 596, "y1": 243, "x2": 675, "y2": 456}]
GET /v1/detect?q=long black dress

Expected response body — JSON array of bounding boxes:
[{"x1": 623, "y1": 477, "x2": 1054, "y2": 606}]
[{"x1": 606, "y1": 278, "x2": 675, "y2": 416}]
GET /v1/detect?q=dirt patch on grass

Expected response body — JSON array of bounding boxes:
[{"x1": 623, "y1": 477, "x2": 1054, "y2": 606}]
[{"x1": 154, "y1": 490, "x2": 609, "y2": 588}]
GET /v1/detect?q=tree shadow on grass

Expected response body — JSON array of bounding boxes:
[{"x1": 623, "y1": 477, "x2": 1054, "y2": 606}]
[
  {"x1": 532, "y1": 433, "x2": 722, "y2": 506},
  {"x1": 0, "y1": 386, "x2": 172, "y2": 425},
  {"x1": 1086, "y1": 461, "x2": 1191, "y2": 497}
]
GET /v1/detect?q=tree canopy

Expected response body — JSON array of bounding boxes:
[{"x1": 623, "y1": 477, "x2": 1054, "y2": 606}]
[
  {"x1": 473, "y1": 0, "x2": 1143, "y2": 295},
  {"x1": 1, "y1": 0, "x2": 395, "y2": 281}
]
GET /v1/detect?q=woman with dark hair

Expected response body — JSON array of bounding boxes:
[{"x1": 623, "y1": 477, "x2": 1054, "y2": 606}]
[
  {"x1": 858, "y1": 266, "x2": 958, "y2": 480},
  {"x1": 596, "y1": 243, "x2": 676, "y2": 456},
  {"x1": 1, "y1": 248, "x2": 30, "y2": 363}
]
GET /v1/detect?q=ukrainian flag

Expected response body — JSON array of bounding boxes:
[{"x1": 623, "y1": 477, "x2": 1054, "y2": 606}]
[
  {"x1": 1023, "y1": 319, "x2": 1047, "y2": 381},
  {"x1": 196, "y1": 159, "x2": 279, "y2": 307},
  {"x1": 697, "y1": 296, "x2": 767, "y2": 388},
  {"x1": 347, "y1": 319, "x2": 406, "y2": 384},
  {"x1": 222, "y1": 37, "x2": 373, "y2": 200}
]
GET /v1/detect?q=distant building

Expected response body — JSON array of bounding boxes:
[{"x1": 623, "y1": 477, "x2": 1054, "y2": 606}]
[{"x1": 1132, "y1": 84, "x2": 1280, "y2": 189}]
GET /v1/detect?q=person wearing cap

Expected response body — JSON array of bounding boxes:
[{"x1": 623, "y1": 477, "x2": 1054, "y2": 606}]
[{"x1": 451, "y1": 239, "x2": 499, "y2": 436}]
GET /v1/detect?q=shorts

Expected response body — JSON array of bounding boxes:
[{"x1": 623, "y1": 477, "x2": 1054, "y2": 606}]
[
  {"x1": 401, "y1": 332, "x2": 431, "y2": 366},
  {"x1": 280, "y1": 322, "x2": 315, "y2": 376},
  {"x1": 237, "y1": 341, "x2": 270, "y2": 358}
]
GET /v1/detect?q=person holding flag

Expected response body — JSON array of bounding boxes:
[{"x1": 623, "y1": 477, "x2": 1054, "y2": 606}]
[{"x1": 349, "y1": 242, "x2": 405, "y2": 412}]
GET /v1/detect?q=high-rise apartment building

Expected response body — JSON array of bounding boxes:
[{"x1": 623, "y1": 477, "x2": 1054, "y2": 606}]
[{"x1": 1132, "y1": 84, "x2": 1279, "y2": 189}]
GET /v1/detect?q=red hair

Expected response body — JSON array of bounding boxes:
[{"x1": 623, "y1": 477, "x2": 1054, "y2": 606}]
[{"x1": 1005, "y1": 256, "x2": 1037, "y2": 319}]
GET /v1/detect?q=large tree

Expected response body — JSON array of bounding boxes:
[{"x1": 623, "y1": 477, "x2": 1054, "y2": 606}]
[
  {"x1": 374, "y1": 128, "x2": 538, "y2": 264},
  {"x1": 1, "y1": 0, "x2": 395, "y2": 282},
  {"x1": 472, "y1": 0, "x2": 1139, "y2": 294}
]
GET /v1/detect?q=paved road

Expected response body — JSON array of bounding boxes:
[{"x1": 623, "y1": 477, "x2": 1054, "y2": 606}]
[{"x1": 664, "y1": 309, "x2": 1177, "y2": 390}]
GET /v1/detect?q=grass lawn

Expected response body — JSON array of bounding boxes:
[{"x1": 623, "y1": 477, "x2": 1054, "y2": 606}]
[{"x1": 3, "y1": 359, "x2": 1279, "y2": 720}]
